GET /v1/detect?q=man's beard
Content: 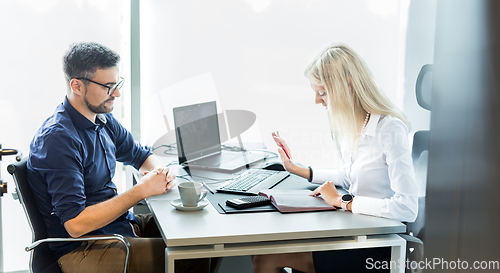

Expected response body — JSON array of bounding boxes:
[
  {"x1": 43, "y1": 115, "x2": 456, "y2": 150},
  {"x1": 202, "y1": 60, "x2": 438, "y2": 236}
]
[{"x1": 84, "y1": 93, "x2": 114, "y2": 114}]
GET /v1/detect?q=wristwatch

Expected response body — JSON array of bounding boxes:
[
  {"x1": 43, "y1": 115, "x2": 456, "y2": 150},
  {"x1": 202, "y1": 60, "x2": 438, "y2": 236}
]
[{"x1": 341, "y1": 194, "x2": 353, "y2": 211}]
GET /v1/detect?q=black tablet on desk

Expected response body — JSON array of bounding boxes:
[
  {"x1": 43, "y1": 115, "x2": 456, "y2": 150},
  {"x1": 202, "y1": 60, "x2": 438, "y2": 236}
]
[{"x1": 218, "y1": 202, "x2": 277, "y2": 214}]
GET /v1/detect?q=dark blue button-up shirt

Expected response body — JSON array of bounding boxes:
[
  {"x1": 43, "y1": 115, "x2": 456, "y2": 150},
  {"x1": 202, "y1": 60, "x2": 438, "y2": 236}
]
[{"x1": 27, "y1": 97, "x2": 152, "y2": 258}]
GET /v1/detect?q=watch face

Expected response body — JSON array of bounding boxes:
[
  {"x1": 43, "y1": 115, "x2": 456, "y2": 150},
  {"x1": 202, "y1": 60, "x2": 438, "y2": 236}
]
[{"x1": 342, "y1": 194, "x2": 353, "y2": 202}]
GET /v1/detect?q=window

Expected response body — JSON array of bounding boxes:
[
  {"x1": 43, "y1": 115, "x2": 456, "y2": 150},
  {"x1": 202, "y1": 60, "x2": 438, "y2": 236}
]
[
  {"x1": 140, "y1": 0, "x2": 410, "y2": 168},
  {"x1": 0, "y1": 1, "x2": 130, "y2": 271}
]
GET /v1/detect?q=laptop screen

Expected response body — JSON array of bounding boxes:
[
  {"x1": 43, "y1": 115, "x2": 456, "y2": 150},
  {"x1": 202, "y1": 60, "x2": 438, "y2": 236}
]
[{"x1": 173, "y1": 101, "x2": 222, "y2": 164}]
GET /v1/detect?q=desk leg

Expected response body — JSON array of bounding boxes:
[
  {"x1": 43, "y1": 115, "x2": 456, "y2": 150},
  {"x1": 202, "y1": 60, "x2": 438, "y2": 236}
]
[
  {"x1": 390, "y1": 238, "x2": 406, "y2": 273},
  {"x1": 166, "y1": 248, "x2": 175, "y2": 273}
]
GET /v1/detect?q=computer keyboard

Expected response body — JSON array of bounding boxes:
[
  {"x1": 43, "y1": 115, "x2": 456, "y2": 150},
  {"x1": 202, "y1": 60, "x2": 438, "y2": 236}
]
[{"x1": 217, "y1": 169, "x2": 278, "y2": 193}]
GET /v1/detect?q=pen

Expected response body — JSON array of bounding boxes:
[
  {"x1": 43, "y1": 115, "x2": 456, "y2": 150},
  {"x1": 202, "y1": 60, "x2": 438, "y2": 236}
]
[
  {"x1": 201, "y1": 181, "x2": 214, "y2": 194},
  {"x1": 278, "y1": 142, "x2": 291, "y2": 160}
]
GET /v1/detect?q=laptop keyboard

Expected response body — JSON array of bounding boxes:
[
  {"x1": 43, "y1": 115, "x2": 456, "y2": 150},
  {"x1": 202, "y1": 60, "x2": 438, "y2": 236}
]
[{"x1": 218, "y1": 169, "x2": 277, "y2": 192}]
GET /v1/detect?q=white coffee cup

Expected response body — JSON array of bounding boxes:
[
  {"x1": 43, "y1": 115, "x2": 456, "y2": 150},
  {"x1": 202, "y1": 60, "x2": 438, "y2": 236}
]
[{"x1": 178, "y1": 182, "x2": 208, "y2": 207}]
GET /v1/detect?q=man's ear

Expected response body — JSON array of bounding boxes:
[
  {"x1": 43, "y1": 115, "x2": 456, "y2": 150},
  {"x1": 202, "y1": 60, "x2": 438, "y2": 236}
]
[{"x1": 69, "y1": 79, "x2": 84, "y2": 97}]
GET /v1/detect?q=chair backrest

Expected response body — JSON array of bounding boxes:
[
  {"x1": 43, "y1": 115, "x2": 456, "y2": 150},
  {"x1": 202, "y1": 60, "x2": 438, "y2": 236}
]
[
  {"x1": 415, "y1": 64, "x2": 433, "y2": 111},
  {"x1": 407, "y1": 64, "x2": 433, "y2": 240},
  {"x1": 8, "y1": 158, "x2": 63, "y2": 273},
  {"x1": 412, "y1": 131, "x2": 430, "y2": 166}
]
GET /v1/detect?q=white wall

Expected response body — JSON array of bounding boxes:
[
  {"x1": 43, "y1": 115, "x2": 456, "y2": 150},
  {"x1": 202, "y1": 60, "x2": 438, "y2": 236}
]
[
  {"x1": 140, "y1": 0, "x2": 411, "y2": 169},
  {"x1": 0, "y1": 0, "x2": 130, "y2": 271}
]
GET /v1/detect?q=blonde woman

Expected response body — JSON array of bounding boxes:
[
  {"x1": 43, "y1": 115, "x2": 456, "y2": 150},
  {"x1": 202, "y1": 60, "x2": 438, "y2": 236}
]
[{"x1": 252, "y1": 43, "x2": 418, "y2": 273}]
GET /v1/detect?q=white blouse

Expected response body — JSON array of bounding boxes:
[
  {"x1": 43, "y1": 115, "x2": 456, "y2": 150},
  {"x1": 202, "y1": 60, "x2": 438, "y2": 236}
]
[{"x1": 312, "y1": 114, "x2": 418, "y2": 222}]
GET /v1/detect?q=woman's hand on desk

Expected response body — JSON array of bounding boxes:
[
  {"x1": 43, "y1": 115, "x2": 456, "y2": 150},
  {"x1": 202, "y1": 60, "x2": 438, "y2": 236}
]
[{"x1": 310, "y1": 181, "x2": 342, "y2": 208}]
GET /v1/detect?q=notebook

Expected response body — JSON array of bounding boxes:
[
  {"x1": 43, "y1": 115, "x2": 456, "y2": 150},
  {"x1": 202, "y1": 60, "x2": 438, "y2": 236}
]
[
  {"x1": 258, "y1": 189, "x2": 336, "y2": 213},
  {"x1": 173, "y1": 101, "x2": 267, "y2": 171}
]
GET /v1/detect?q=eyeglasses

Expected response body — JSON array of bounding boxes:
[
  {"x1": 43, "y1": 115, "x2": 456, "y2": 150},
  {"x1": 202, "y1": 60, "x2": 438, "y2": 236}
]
[{"x1": 75, "y1": 77, "x2": 125, "y2": 96}]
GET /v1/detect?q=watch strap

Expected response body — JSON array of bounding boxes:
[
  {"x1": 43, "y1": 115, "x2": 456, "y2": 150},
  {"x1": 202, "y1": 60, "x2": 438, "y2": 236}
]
[{"x1": 341, "y1": 194, "x2": 353, "y2": 211}]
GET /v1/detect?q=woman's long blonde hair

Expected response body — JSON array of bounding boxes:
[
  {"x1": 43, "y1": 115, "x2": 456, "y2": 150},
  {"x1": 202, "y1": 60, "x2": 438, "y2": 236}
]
[{"x1": 304, "y1": 43, "x2": 409, "y2": 159}]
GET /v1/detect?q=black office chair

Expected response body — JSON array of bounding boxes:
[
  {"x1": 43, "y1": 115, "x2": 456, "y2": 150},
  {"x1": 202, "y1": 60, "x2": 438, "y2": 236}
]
[
  {"x1": 399, "y1": 64, "x2": 433, "y2": 273},
  {"x1": 8, "y1": 158, "x2": 131, "y2": 273}
]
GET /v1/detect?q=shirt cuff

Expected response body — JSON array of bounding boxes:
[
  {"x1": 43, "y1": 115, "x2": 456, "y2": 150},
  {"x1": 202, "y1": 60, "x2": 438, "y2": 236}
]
[{"x1": 351, "y1": 196, "x2": 384, "y2": 217}]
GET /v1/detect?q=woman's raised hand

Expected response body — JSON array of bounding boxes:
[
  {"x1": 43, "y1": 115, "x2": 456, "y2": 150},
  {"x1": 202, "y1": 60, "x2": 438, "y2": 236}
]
[{"x1": 272, "y1": 131, "x2": 295, "y2": 171}]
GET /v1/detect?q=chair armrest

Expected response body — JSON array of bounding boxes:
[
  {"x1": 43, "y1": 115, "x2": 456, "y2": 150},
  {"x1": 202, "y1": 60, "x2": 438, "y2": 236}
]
[
  {"x1": 26, "y1": 234, "x2": 130, "y2": 273},
  {"x1": 398, "y1": 234, "x2": 423, "y2": 245}
]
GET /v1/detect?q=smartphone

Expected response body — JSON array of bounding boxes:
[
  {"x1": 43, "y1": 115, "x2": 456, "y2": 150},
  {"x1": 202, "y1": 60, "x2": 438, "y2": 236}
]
[{"x1": 225, "y1": 196, "x2": 271, "y2": 209}]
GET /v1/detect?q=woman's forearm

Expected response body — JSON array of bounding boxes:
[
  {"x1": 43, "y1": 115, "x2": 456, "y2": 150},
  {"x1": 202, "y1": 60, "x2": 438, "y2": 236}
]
[{"x1": 289, "y1": 165, "x2": 311, "y2": 180}]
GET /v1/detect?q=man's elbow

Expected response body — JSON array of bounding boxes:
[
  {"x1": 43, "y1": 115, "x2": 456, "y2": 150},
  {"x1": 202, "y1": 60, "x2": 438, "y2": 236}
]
[{"x1": 64, "y1": 220, "x2": 86, "y2": 238}]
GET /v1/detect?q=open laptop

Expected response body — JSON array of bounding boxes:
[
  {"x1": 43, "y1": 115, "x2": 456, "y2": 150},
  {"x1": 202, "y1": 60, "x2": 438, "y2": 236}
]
[{"x1": 173, "y1": 101, "x2": 268, "y2": 171}]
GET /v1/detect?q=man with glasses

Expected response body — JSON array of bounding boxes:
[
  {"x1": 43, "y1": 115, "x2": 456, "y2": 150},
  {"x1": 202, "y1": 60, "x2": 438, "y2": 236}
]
[{"x1": 27, "y1": 42, "x2": 220, "y2": 273}]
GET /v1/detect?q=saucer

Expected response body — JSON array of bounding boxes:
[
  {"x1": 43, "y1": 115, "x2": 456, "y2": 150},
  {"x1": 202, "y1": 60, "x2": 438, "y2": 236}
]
[{"x1": 171, "y1": 199, "x2": 209, "y2": 211}]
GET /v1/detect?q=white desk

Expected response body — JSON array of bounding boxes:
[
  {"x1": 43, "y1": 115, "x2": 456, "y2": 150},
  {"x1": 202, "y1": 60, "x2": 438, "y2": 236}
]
[{"x1": 147, "y1": 184, "x2": 407, "y2": 273}]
